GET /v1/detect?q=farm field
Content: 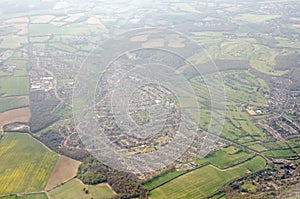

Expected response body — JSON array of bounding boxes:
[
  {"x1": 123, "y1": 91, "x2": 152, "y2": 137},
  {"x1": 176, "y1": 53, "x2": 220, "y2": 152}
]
[
  {"x1": 0, "y1": 76, "x2": 29, "y2": 96},
  {"x1": 149, "y1": 156, "x2": 266, "y2": 199},
  {"x1": 262, "y1": 149, "x2": 298, "y2": 159},
  {"x1": 0, "y1": 133, "x2": 58, "y2": 196},
  {"x1": 49, "y1": 178, "x2": 115, "y2": 199},
  {"x1": 87, "y1": 184, "x2": 116, "y2": 199},
  {"x1": 0, "y1": 193, "x2": 48, "y2": 199},
  {"x1": 0, "y1": 107, "x2": 30, "y2": 129},
  {"x1": 45, "y1": 155, "x2": 81, "y2": 191},
  {"x1": 0, "y1": 96, "x2": 29, "y2": 113},
  {"x1": 143, "y1": 170, "x2": 188, "y2": 191}
]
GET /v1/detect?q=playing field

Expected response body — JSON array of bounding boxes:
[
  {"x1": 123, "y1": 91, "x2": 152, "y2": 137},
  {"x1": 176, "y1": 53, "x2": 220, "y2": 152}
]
[
  {"x1": 0, "y1": 133, "x2": 58, "y2": 196},
  {"x1": 150, "y1": 156, "x2": 266, "y2": 199}
]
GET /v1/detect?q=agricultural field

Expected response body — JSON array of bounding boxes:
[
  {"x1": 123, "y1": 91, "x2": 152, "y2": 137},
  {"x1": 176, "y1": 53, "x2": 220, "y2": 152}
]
[
  {"x1": 143, "y1": 170, "x2": 188, "y2": 191},
  {"x1": 262, "y1": 149, "x2": 298, "y2": 159},
  {"x1": 247, "y1": 143, "x2": 268, "y2": 152},
  {"x1": 0, "y1": 76, "x2": 29, "y2": 96},
  {"x1": 0, "y1": 107, "x2": 30, "y2": 129},
  {"x1": 150, "y1": 156, "x2": 266, "y2": 199},
  {"x1": 0, "y1": 96, "x2": 28, "y2": 113},
  {"x1": 235, "y1": 14, "x2": 281, "y2": 24},
  {"x1": 0, "y1": 0, "x2": 299, "y2": 198},
  {"x1": 0, "y1": 133, "x2": 58, "y2": 196},
  {"x1": 49, "y1": 179, "x2": 115, "y2": 199},
  {"x1": 0, "y1": 193, "x2": 48, "y2": 199},
  {"x1": 45, "y1": 155, "x2": 81, "y2": 191}
]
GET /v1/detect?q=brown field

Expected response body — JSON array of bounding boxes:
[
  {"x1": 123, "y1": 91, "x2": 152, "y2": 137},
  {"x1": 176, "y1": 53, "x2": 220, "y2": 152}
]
[
  {"x1": 130, "y1": 34, "x2": 149, "y2": 42},
  {"x1": 86, "y1": 17, "x2": 102, "y2": 25},
  {"x1": 45, "y1": 155, "x2": 81, "y2": 191},
  {"x1": 64, "y1": 13, "x2": 85, "y2": 23},
  {"x1": 30, "y1": 15, "x2": 56, "y2": 24},
  {"x1": 4, "y1": 17, "x2": 29, "y2": 24},
  {"x1": 0, "y1": 107, "x2": 30, "y2": 130},
  {"x1": 292, "y1": 24, "x2": 300, "y2": 29}
]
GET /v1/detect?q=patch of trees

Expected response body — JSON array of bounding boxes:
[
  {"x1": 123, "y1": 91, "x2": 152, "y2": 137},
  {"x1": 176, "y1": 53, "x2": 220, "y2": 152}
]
[
  {"x1": 35, "y1": 130, "x2": 64, "y2": 151},
  {"x1": 59, "y1": 148, "x2": 90, "y2": 161},
  {"x1": 29, "y1": 90, "x2": 61, "y2": 132},
  {"x1": 288, "y1": 68, "x2": 300, "y2": 91},
  {"x1": 275, "y1": 54, "x2": 300, "y2": 70},
  {"x1": 78, "y1": 157, "x2": 149, "y2": 199}
]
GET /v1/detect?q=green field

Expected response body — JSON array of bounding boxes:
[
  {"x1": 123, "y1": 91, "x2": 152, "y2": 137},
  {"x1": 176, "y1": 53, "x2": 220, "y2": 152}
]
[
  {"x1": 241, "y1": 183, "x2": 257, "y2": 191},
  {"x1": 0, "y1": 97, "x2": 28, "y2": 112},
  {"x1": 0, "y1": 76, "x2": 29, "y2": 96},
  {"x1": 0, "y1": 193, "x2": 48, "y2": 199},
  {"x1": 205, "y1": 147, "x2": 253, "y2": 169},
  {"x1": 150, "y1": 156, "x2": 266, "y2": 199},
  {"x1": 249, "y1": 44, "x2": 287, "y2": 76},
  {"x1": 262, "y1": 149, "x2": 297, "y2": 159},
  {"x1": 87, "y1": 184, "x2": 116, "y2": 199},
  {"x1": 235, "y1": 14, "x2": 281, "y2": 24},
  {"x1": 49, "y1": 179, "x2": 115, "y2": 199},
  {"x1": 247, "y1": 143, "x2": 268, "y2": 152},
  {"x1": 143, "y1": 170, "x2": 188, "y2": 191},
  {"x1": 0, "y1": 133, "x2": 58, "y2": 195}
]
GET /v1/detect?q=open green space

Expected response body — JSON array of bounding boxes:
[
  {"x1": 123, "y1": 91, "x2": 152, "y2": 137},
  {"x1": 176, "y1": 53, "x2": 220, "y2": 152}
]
[
  {"x1": 0, "y1": 193, "x2": 48, "y2": 199},
  {"x1": 249, "y1": 44, "x2": 288, "y2": 76},
  {"x1": 150, "y1": 156, "x2": 266, "y2": 199},
  {"x1": 87, "y1": 184, "x2": 116, "y2": 199},
  {"x1": 247, "y1": 143, "x2": 268, "y2": 152},
  {"x1": 241, "y1": 183, "x2": 257, "y2": 191},
  {"x1": 224, "y1": 71, "x2": 269, "y2": 106},
  {"x1": 0, "y1": 133, "x2": 58, "y2": 196},
  {"x1": 0, "y1": 97, "x2": 28, "y2": 112},
  {"x1": 235, "y1": 14, "x2": 281, "y2": 24},
  {"x1": 205, "y1": 147, "x2": 253, "y2": 169},
  {"x1": 143, "y1": 170, "x2": 188, "y2": 191},
  {"x1": 49, "y1": 179, "x2": 115, "y2": 199},
  {"x1": 262, "y1": 149, "x2": 297, "y2": 159},
  {"x1": 0, "y1": 76, "x2": 29, "y2": 96}
]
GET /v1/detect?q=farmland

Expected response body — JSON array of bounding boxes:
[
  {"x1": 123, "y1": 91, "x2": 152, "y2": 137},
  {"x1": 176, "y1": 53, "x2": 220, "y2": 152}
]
[
  {"x1": 262, "y1": 149, "x2": 298, "y2": 159},
  {"x1": 0, "y1": 0, "x2": 299, "y2": 198},
  {"x1": 0, "y1": 193, "x2": 48, "y2": 199},
  {"x1": 45, "y1": 155, "x2": 81, "y2": 191},
  {"x1": 0, "y1": 133, "x2": 58, "y2": 196},
  {"x1": 143, "y1": 170, "x2": 188, "y2": 191},
  {"x1": 0, "y1": 107, "x2": 30, "y2": 129},
  {"x1": 0, "y1": 96, "x2": 28, "y2": 113},
  {"x1": 0, "y1": 76, "x2": 29, "y2": 96},
  {"x1": 150, "y1": 156, "x2": 266, "y2": 199},
  {"x1": 49, "y1": 179, "x2": 116, "y2": 199}
]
